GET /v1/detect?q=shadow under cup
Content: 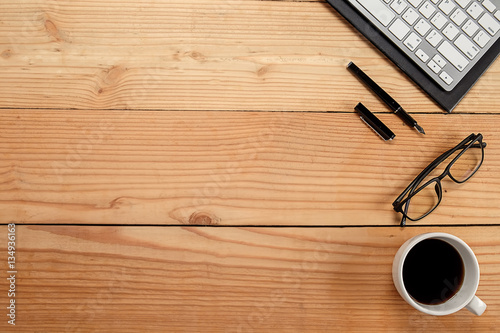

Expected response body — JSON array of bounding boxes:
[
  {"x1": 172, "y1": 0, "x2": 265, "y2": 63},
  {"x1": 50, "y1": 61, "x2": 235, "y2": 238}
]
[{"x1": 392, "y1": 233, "x2": 484, "y2": 316}]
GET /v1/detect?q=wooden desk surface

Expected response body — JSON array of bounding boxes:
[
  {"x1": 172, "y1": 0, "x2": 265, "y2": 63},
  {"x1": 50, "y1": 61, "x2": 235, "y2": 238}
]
[{"x1": 1, "y1": 0, "x2": 499, "y2": 331}]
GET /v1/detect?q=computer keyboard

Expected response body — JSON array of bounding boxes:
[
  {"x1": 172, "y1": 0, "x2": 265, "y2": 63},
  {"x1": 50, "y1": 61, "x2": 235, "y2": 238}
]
[{"x1": 347, "y1": 0, "x2": 500, "y2": 91}]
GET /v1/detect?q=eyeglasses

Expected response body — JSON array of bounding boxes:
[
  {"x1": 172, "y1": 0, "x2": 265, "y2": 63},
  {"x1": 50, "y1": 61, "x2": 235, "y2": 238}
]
[{"x1": 393, "y1": 133, "x2": 486, "y2": 226}]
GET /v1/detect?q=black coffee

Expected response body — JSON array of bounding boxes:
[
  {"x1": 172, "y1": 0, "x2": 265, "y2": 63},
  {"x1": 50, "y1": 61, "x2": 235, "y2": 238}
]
[{"x1": 402, "y1": 238, "x2": 464, "y2": 305}]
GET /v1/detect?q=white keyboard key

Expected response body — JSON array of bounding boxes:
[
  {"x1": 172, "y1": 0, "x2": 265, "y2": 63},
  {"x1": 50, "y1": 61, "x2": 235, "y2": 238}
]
[
  {"x1": 483, "y1": 0, "x2": 497, "y2": 13},
  {"x1": 479, "y1": 13, "x2": 500, "y2": 35},
  {"x1": 403, "y1": 8, "x2": 420, "y2": 25},
  {"x1": 474, "y1": 30, "x2": 491, "y2": 47},
  {"x1": 420, "y1": 2, "x2": 436, "y2": 19},
  {"x1": 389, "y1": 19, "x2": 410, "y2": 40},
  {"x1": 455, "y1": 34, "x2": 480, "y2": 59},
  {"x1": 427, "y1": 60, "x2": 441, "y2": 73},
  {"x1": 495, "y1": 10, "x2": 500, "y2": 21},
  {"x1": 467, "y1": 3, "x2": 484, "y2": 20},
  {"x1": 416, "y1": 48, "x2": 430, "y2": 62},
  {"x1": 443, "y1": 23, "x2": 460, "y2": 40},
  {"x1": 431, "y1": 12, "x2": 448, "y2": 29},
  {"x1": 439, "y1": 71, "x2": 454, "y2": 85},
  {"x1": 404, "y1": 32, "x2": 422, "y2": 51},
  {"x1": 432, "y1": 54, "x2": 447, "y2": 68},
  {"x1": 462, "y1": 19, "x2": 480, "y2": 37},
  {"x1": 439, "y1": 0, "x2": 456, "y2": 15},
  {"x1": 451, "y1": 9, "x2": 468, "y2": 26},
  {"x1": 391, "y1": 0, "x2": 408, "y2": 14},
  {"x1": 415, "y1": 18, "x2": 432, "y2": 36},
  {"x1": 355, "y1": 0, "x2": 396, "y2": 27},
  {"x1": 456, "y1": 0, "x2": 471, "y2": 9},
  {"x1": 438, "y1": 41, "x2": 469, "y2": 71},
  {"x1": 409, "y1": 0, "x2": 423, "y2": 7},
  {"x1": 426, "y1": 30, "x2": 443, "y2": 47}
]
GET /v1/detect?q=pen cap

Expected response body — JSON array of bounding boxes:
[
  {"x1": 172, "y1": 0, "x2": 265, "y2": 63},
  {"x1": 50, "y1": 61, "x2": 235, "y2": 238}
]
[{"x1": 355, "y1": 103, "x2": 395, "y2": 141}]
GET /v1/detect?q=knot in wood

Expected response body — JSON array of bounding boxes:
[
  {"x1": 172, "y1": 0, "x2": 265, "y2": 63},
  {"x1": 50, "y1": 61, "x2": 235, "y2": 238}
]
[{"x1": 188, "y1": 212, "x2": 219, "y2": 225}]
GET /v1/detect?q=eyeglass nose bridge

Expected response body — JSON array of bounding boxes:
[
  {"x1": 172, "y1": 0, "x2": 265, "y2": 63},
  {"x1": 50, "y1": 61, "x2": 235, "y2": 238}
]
[
  {"x1": 433, "y1": 178, "x2": 443, "y2": 201},
  {"x1": 420, "y1": 177, "x2": 444, "y2": 220}
]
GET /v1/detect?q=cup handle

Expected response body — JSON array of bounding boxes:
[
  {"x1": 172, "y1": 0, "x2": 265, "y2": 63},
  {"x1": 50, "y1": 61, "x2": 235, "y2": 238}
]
[{"x1": 465, "y1": 296, "x2": 487, "y2": 316}]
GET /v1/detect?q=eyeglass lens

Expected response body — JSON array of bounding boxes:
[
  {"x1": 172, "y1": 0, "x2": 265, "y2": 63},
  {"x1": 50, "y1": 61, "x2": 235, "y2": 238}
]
[{"x1": 449, "y1": 144, "x2": 483, "y2": 183}]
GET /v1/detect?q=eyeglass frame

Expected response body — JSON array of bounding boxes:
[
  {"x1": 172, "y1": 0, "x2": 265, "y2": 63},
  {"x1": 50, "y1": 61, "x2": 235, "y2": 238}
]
[{"x1": 392, "y1": 133, "x2": 486, "y2": 227}]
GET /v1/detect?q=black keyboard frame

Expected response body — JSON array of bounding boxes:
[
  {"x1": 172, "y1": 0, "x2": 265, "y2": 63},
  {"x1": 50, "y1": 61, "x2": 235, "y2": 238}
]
[{"x1": 327, "y1": 0, "x2": 500, "y2": 112}]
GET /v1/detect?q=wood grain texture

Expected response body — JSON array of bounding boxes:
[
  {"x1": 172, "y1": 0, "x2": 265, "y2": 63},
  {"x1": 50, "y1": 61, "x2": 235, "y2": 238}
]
[
  {"x1": 0, "y1": 0, "x2": 499, "y2": 112},
  {"x1": 1, "y1": 1, "x2": 500, "y2": 331},
  {"x1": 1, "y1": 110, "x2": 499, "y2": 225},
  {"x1": 0, "y1": 225, "x2": 499, "y2": 332}
]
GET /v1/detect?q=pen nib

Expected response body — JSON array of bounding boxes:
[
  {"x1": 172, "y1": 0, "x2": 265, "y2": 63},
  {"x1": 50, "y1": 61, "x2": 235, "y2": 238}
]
[{"x1": 415, "y1": 124, "x2": 426, "y2": 135}]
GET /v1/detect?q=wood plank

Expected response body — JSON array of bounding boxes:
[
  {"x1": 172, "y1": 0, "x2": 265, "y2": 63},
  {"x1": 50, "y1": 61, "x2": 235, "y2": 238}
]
[
  {"x1": 1, "y1": 110, "x2": 499, "y2": 225},
  {"x1": 0, "y1": 0, "x2": 499, "y2": 112},
  {"x1": 1, "y1": 225, "x2": 499, "y2": 332}
]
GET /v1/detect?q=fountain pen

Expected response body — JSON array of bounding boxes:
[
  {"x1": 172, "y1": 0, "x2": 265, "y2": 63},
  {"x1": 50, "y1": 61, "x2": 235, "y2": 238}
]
[{"x1": 347, "y1": 62, "x2": 425, "y2": 135}]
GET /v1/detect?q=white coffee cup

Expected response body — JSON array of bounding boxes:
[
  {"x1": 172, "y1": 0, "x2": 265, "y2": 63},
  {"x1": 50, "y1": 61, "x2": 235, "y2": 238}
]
[{"x1": 392, "y1": 232, "x2": 486, "y2": 316}]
